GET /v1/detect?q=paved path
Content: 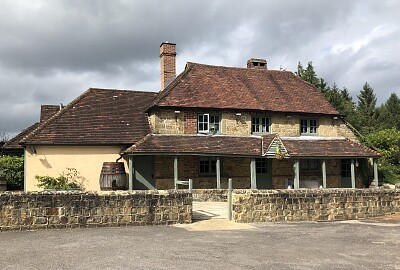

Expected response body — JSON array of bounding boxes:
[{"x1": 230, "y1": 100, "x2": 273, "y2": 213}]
[
  {"x1": 192, "y1": 201, "x2": 228, "y2": 220},
  {"x1": 1, "y1": 220, "x2": 400, "y2": 269}
]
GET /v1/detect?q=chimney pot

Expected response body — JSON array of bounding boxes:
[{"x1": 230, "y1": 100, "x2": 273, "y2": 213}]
[
  {"x1": 247, "y1": 58, "x2": 267, "y2": 69},
  {"x1": 160, "y1": 42, "x2": 177, "y2": 90}
]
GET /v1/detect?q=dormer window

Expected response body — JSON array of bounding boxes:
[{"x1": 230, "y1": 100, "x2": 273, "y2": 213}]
[
  {"x1": 198, "y1": 113, "x2": 220, "y2": 134},
  {"x1": 300, "y1": 119, "x2": 318, "y2": 135},
  {"x1": 252, "y1": 116, "x2": 270, "y2": 134}
]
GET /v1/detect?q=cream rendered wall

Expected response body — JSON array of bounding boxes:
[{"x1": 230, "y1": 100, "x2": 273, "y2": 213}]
[{"x1": 25, "y1": 146, "x2": 127, "y2": 191}]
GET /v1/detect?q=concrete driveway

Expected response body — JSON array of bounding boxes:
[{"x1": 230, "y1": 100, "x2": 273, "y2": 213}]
[{"x1": 1, "y1": 219, "x2": 399, "y2": 270}]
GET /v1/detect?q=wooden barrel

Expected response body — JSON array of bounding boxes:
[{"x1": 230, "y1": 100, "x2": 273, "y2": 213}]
[
  {"x1": 0, "y1": 176, "x2": 7, "y2": 191},
  {"x1": 99, "y1": 162, "x2": 127, "y2": 191}
]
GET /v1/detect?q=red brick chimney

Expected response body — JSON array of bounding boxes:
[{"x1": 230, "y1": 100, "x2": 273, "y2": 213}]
[
  {"x1": 40, "y1": 105, "x2": 61, "y2": 123},
  {"x1": 160, "y1": 42, "x2": 176, "y2": 90}
]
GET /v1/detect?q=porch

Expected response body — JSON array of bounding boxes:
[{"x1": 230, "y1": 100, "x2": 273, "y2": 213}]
[{"x1": 124, "y1": 134, "x2": 381, "y2": 190}]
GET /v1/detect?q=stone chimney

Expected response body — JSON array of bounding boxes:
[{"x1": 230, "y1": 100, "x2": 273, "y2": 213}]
[
  {"x1": 40, "y1": 105, "x2": 61, "y2": 123},
  {"x1": 247, "y1": 58, "x2": 267, "y2": 69},
  {"x1": 160, "y1": 42, "x2": 177, "y2": 90}
]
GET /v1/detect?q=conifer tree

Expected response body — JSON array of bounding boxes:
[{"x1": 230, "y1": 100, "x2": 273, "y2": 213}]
[{"x1": 356, "y1": 82, "x2": 377, "y2": 135}]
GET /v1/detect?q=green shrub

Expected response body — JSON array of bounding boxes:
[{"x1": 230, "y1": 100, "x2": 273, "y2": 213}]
[
  {"x1": 36, "y1": 168, "x2": 83, "y2": 190},
  {"x1": 0, "y1": 155, "x2": 24, "y2": 190}
]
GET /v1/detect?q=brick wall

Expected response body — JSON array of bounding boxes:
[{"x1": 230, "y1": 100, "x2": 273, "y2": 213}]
[
  {"x1": 0, "y1": 190, "x2": 192, "y2": 231},
  {"x1": 154, "y1": 156, "x2": 251, "y2": 189},
  {"x1": 233, "y1": 189, "x2": 400, "y2": 223}
]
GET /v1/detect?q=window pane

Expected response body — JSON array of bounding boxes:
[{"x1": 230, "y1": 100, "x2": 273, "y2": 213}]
[{"x1": 252, "y1": 117, "x2": 269, "y2": 134}]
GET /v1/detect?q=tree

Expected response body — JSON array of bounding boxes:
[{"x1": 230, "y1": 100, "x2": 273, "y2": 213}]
[
  {"x1": 0, "y1": 131, "x2": 9, "y2": 143},
  {"x1": 365, "y1": 129, "x2": 400, "y2": 184},
  {"x1": 356, "y1": 82, "x2": 377, "y2": 135},
  {"x1": 377, "y1": 93, "x2": 400, "y2": 130},
  {"x1": 296, "y1": 61, "x2": 320, "y2": 88}
]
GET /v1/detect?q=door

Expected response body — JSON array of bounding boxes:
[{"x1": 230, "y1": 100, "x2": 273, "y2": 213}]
[
  {"x1": 133, "y1": 156, "x2": 155, "y2": 190},
  {"x1": 341, "y1": 159, "x2": 352, "y2": 188},
  {"x1": 256, "y1": 158, "x2": 272, "y2": 189}
]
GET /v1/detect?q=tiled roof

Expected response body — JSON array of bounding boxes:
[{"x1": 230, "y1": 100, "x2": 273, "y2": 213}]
[
  {"x1": 281, "y1": 138, "x2": 381, "y2": 158},
  {"x1": 150, "y1": 62, "x2": 339, "y2": 115},
  {"x1": 125, "y1": 134, "x2": 380, "y2": 158},
  {"x1": 22, "y1": 88, "x2": 158, "y2": 145},
  {"x1": 125, "y1": 134, "x2": 264, "y2": 156},
  {"x1": 3, "y1": 123, "x2": 40, "y2": 149}
]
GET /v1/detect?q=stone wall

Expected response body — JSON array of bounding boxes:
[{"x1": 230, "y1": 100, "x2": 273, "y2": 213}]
[
  {"x1": 150, "y1": 108, "x2": 357, "y2": 139},
  {"x1": 0, "y1": 190, "x2": 192, "y2": 231},
  {"x1": 149, "y1": 109, "x2": 185, "y2": 134},
  {"x1": 233, "y1": 189, "x2": 400, "y2": 223},
  {"x1": 192, "y1": 189, "x2": 228, "y2": 202}
]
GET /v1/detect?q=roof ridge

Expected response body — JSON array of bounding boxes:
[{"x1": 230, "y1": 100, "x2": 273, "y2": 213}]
[
  {"x1": 88, "y1": 88, "x2": 158, "y2": 94},
  {"x1": 21, "y1": 88, "x2": 95, "y2": 144},
  {"x1": 186, "y1": 61, "x2": 293, "y2": 73}
]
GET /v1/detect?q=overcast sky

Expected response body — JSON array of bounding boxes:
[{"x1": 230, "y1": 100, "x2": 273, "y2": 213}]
[{"x1": 1, "y1": 0, "x2": 399, "y2": 137}]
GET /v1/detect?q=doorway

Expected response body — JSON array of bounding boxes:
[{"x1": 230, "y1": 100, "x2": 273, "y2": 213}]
[
  {"x1": 132, "y1": 156, "x2": 155, "y2": 190},
  {"x1": 255, "y1": 158, "x2": 272, "y2": 189}
]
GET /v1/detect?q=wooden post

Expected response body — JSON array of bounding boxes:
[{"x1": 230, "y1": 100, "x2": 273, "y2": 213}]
[
  {"x1": 322, "y1": 159, "x2": 327, "y2": 188},
  {"x1": 228, "y1": 178, "x2": 232, "y2": 221},
  {"x1": 216, "y1": 157, "x2": 221, "y2": 189},
  {"x1": 373, "y1": 158, "x2": 379, "y2": 188},
  {"x1": 189, "y1": 179, "x2": 193, "y2": 193},
  {"x1": 128, "y1": 156, "x2": 134, "y2": 190},
  {"x1": 351, "y1": 159, "x2": 356, "y2": 188},
  {"x1": 294, "y1": 160, "x2": 300, "y2": 189},
  {"x1": 174, "y1": 156, "x2": 178, "y2": 190},
  {"x1": 250, "y1": 158, "x2": 256, "y2": 189}
]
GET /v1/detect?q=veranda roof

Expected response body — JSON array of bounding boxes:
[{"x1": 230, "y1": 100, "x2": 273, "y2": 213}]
[{"x1": 125, "y1": 134, "x2": 380, "y2": 158}]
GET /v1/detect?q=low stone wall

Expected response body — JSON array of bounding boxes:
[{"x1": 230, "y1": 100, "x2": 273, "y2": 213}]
[
  {"x1": 0, "y1": 190, "x2": 192, "y2": 231},
  {"x1": 192, "y1": 189, "x2": 228, "y2": 202},
  {"x1": 233, "y1": 189, "x2": 400, "y2": 223}
]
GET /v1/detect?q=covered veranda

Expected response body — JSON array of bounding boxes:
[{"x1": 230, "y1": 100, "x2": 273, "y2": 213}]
[{"x1": 124, "y1": 134, "x2": 381, "y2": 190}]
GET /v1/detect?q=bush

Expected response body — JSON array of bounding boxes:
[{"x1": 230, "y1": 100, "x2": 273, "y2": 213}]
[
  {"x1": 365, "y1": 128, "x2": 400, "y2": 184},
  {"x1": 0, "y1": 155, "x2": 24, "y2": 190},
  {"x1": 36, "y1": 168, "x2": 83, "y2": 190}
]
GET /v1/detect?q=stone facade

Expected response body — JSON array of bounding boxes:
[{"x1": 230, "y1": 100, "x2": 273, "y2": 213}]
[
  {"x1": 149, "y1": 109, "x2": 185, "y2": 134},
  {"x1": 221, "y1": 112, "x2": 251, "y2": 135},
  {"x1": 233, "y1": 189, "x2": 400, "y2": 223},
  {"x1": 0, "y1": 190, "x2": 192, "y2": 231},
  {"x1": 149, "y1": 109, "x2": 356, "y2": 139}
]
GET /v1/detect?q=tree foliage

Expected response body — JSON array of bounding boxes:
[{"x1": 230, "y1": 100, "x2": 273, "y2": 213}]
[
  {"x1": 356, "y1": 83, "x2": 377, "y2": 135},
  {"x1": 0, "y1": 155, "x2": 24, "y2": 190}
]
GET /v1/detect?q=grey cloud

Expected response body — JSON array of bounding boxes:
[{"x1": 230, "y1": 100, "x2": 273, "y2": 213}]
[{"x1": 0, "y1": 0, "x2": 399, "y2": 136}]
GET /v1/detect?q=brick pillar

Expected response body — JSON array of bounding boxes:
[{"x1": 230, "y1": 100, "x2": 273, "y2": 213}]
[
  {"x1": 184, "y1": 110, "x2": 197, "y2": 134},
  {"x1": 160, "y1": 42, "x2": 176, "y2": 90}
]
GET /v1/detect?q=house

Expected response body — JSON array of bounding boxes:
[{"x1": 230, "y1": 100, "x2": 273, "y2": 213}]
[{"x1": 20, "y1": 42, "x2": 380, "y2": 191}]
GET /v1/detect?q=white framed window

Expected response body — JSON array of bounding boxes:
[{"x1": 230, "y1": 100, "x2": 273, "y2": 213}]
[
  {"x1": 252, "y1": 116, "x2": 270, "y2": 134},
  {"x1": 198, "y1": 113, "x2": 220, "y2": 134},
  {"x1": 300, "y1": 119, "x2": 318, "y2": 135}
]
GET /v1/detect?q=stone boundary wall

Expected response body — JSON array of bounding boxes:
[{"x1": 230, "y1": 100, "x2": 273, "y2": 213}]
[
  {"x1": 233, "y1": 189, "x2": 400, "y2": 223},
  {"x1": 0, "y1": 190, "x2": 192, "y2": 231},
  {"x1": 192, "y1": 189, "x2": 228, "y2": 202}
]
